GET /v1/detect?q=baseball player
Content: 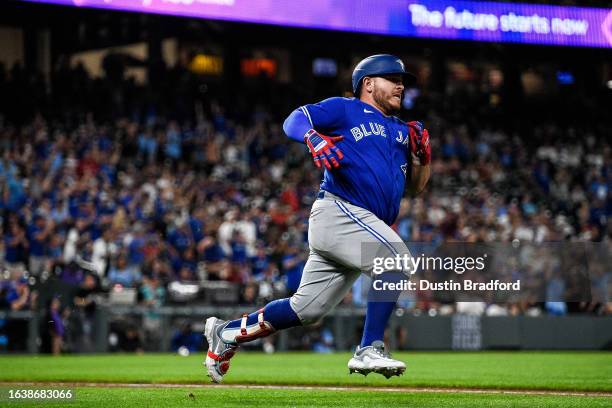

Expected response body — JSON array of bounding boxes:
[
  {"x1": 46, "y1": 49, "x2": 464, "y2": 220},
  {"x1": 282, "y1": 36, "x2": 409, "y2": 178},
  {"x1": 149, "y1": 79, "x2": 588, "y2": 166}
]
[{"x1": 204, "y1": 54, "x2": 431, "y2": 383}]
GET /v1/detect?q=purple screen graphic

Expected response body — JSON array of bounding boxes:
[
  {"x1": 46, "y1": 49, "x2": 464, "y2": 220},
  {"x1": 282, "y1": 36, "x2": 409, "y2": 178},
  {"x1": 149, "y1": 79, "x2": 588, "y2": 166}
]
[{"x1": 20, "y1": 0, "x2": 612, "y2": 48}]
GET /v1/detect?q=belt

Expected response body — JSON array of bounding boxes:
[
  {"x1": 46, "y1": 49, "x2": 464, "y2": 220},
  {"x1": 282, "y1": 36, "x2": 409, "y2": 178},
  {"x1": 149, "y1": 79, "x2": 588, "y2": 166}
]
[{"x1": 316, "y1": 190, "x2": 346, "y2": 202}]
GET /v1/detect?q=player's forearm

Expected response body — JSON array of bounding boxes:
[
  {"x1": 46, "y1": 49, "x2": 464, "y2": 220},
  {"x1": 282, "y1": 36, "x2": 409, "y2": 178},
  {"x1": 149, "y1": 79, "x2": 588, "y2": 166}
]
[
  {"x1": 409, "y1": 164, "x2": 430, "y2": 195},
  {"x1": 283, "y1": 108, "x2": 312, "y2": 143}
]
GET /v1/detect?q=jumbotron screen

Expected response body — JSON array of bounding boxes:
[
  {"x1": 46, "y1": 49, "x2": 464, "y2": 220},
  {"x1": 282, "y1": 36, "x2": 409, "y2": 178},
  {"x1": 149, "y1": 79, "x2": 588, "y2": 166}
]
[{"x1": 19, "y1": 0, "x2": 612, "y2": 48}]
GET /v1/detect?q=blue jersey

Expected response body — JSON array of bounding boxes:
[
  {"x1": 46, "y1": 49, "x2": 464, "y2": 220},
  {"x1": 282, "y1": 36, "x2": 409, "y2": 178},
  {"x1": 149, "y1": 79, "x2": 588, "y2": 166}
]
[{"x1": 284, "y1": 97, "x2": 412, "y2": 226}]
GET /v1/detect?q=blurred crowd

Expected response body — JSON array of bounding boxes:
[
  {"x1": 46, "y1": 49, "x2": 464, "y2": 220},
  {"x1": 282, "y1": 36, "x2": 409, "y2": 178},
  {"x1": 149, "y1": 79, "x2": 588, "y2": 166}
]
[{"x1": 0, "y1": 51, "x2": 610, "y2": 353}]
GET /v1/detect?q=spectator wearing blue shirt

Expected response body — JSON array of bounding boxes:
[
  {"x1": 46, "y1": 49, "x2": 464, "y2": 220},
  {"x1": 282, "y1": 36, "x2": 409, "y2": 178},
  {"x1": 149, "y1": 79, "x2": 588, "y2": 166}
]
[
  {"x1": 189, "y1": 211, "x2": 205, "y2": 244},
  {"x1": 127, "y1": 224, "x2": 146, "y2": 272},
  {"x1": 5, "y1": 278, "x2": 30, "y2": 311},
  {"x1": 4, "y1": 222, "x2": 28, "y2": 274},
  {"x1": 27, "y1": 214, "x2": 53, "y2": 275},
  {"x1": 172, "y1": 247, "x2": 198, "y2": 276},
  {"x1": 167, "y1": 221, "x2": 194, "y2": 257},
  {"x1": 164, "y1": 122, "x2": 182, "y2": 164},
  {"x1": 108, "y1": 254, "x2": 141, "y2": 288},
  {"x1": 200, "y1": 236, "x2": 226, "y2": 279},
  {"x1": 230, "y1": 231, "x2": 248, "y2": 264},
  {"x1": 171, "y1": 322, "x2": 202, "y2": 353},
  {"x1": 50, "y1": 198, "x2": 70, "y2": 225},
  {"x1": 138, "y1": 129, "x2": 158, "y2": 164},
  {"x1": 5, "y1": 177, "x2": 26, "y2": 212},
  {"x1": 281, "y1": 244, "x2": 305, "y2": 295},
  {"x1": 250, "y1": 245, "x2": 269, "y2": 279}
]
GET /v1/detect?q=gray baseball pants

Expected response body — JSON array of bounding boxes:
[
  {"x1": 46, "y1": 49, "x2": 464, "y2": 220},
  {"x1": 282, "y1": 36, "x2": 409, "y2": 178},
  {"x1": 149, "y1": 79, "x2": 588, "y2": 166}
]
[{"x1": 289, "y1": 191, "x2": 411, "y2": 325}]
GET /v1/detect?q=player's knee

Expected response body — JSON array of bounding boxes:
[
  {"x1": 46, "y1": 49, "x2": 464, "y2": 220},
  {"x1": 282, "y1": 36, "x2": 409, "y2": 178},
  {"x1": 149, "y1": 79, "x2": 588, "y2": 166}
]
[
  {"x1": 296, "y1": 309, "x2": 326, "y2": 326},
  {"x1": 290, "y1": 296, "x2": 329, "y2": 326}
]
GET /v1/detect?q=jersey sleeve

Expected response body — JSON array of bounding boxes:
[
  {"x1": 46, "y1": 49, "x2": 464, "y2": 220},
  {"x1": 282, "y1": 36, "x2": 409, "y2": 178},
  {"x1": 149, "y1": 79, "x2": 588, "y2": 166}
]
[
  {"x1": 283, "y1": 109, "x2": 313, "y2": 143},
  {"x1": 301, "y1": 97, "x2": 347, "y2": 134},
  {"x1": 283, "y1": 97, "x2": 348, "y2": 143}
]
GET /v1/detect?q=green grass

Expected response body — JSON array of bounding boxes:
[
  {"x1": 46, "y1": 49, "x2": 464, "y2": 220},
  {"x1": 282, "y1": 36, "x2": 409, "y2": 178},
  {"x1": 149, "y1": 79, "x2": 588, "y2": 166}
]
[
  {"x1": 0, "y1": 352, "x2": 610, "y2": 391},
  {"x1": 0, "y1": 387, "x2": 610, "y2": 408},
  {"x1": 0, "y1": 352, "x2": 610, "y2": 407}
]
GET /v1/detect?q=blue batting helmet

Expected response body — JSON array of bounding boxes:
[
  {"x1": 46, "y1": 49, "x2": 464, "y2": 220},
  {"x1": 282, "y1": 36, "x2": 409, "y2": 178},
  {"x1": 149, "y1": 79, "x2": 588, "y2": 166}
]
[{"x1": 352, "y1": 54, "x2": 415, "y2": 96}]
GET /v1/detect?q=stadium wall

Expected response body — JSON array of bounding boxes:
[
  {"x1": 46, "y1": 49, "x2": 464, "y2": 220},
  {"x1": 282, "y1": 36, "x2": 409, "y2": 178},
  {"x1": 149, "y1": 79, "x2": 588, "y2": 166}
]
[{"x1": 1, "y1": 308, "x2": 611, "y2": 353}]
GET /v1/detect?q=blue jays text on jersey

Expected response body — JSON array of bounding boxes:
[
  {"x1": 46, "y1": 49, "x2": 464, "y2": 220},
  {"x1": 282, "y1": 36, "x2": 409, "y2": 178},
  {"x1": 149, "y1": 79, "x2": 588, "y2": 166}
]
[{"x1": 283, "y1": 97, "x2": 412, "y2": 226}]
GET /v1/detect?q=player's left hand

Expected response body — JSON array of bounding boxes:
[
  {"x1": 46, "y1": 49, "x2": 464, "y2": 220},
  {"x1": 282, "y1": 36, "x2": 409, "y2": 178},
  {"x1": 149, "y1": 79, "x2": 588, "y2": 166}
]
[
  {"x1": 408, "y1": 121, "x2": 431, "y2": 166},
  {"x1": 304, "y1": 129, "x2": 344, "y2": 170}
]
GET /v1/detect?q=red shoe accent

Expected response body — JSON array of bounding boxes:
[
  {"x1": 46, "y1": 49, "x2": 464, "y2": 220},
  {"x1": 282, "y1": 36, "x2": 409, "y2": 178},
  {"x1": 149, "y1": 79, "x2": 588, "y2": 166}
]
[
  {"x1": 219, "y1": 361, "x2": 231, "y2": 374},
  {"x1": 207, "y1": 350, "x2": 222, "y2": 361},
  {"x1": 207, "y1": 348, "x2": 236, "y2": 362}
]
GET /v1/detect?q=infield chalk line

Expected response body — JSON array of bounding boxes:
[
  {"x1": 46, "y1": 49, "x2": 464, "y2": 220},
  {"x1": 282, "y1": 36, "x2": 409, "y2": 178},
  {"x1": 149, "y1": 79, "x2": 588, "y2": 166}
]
[{"x1": 1, "y1": 382, "x2": 610, "y2": 398}]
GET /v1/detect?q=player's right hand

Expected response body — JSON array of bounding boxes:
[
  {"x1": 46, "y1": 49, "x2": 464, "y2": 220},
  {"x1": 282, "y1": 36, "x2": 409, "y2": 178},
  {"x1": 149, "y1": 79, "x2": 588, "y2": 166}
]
[{"x1": 304, "y1": 129, "x2": 344, "y2": 170}]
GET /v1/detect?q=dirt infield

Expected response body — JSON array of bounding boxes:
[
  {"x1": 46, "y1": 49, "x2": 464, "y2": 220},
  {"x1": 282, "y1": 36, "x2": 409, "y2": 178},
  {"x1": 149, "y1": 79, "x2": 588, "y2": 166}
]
[{"x1": 1, "y1": 382, "x2": 610, "y2": 398}]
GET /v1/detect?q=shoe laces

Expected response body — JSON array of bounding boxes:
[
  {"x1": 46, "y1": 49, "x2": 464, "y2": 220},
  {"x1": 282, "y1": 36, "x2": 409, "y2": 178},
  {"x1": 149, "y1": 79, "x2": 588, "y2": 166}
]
[{"x1": 371, "y1": 341, "x2": 390, "y2": 358}]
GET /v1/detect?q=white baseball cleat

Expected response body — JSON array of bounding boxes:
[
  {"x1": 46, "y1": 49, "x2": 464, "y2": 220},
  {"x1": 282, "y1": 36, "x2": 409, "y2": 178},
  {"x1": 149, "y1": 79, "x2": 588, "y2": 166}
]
[
  {"x1": 348, "y1": 340, "x2": 406, "y2": 378},
  {"x1": 204, "y1": 317, "x2": 238, "y2": 383}
]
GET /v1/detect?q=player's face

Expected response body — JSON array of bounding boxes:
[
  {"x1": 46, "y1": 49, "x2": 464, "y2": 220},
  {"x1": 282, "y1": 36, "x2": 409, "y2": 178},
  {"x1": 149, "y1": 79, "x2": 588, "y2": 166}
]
[{"x1": 372, "y1": 75, "x2": 404, "y2": 114}]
